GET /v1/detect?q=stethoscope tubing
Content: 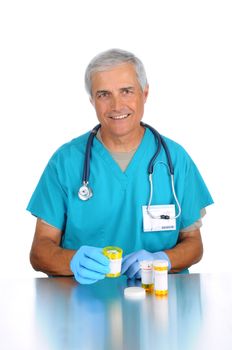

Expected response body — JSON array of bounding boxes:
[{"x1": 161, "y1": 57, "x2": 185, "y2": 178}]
[
  {"x1": 79, "y1": 122, "x2": 181, "y2": 220},
  {"x1": 141, "y1": 122, "x2": 174, "y2": 175},
  {"x1": 81, "y1": 124, "x2": 101, "y2": 185}
]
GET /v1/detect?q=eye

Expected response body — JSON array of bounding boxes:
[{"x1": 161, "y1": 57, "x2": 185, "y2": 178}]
[
  {"x1": 121, "y1": 88, "x2": 133, "y2": 95},
  {"x1": 96, "y1": 91, "x2": 110, "y2": 99}
]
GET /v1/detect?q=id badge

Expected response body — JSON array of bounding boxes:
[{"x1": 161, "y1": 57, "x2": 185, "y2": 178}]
[{"x1": 142, "y1": 204, "x2": 176, "y2": 232}]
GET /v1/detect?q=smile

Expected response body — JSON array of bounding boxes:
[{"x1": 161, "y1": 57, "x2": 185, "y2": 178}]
[{"x1": 109, "y1": 113, "x2": 131, "y2": 120}]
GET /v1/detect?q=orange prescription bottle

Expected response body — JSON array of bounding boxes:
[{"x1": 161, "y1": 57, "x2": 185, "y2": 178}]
[{"x1": 153, "y1": 260, "x2": 168, "y2": 296}]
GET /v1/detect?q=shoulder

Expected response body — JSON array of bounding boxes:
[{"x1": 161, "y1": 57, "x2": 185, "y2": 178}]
[
  {"x1": 58, "y1": 131, "x2": 89, "y2": 153},
  {"x1": 161, "y1": 135, "x2": 190, "y2": 157},
  {"x1": 48, "y1": 131, "x2": 90, "y2": 166},
  {"x1": 160, "y1": 134, "x2": 195, "y2": 170}
]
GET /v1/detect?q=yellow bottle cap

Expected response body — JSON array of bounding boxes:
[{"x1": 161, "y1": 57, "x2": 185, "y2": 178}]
[
  {"x1": 102, "y1": 246, "x2": 123, "y2": 260},
  {"x1": 153, "y1": 260, "x2": 168, "y2": 271}
]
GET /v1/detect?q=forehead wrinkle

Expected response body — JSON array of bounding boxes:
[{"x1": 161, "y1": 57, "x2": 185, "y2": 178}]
[{"x1": 119, "y1": 86, "x2": 134, "y2": 91}]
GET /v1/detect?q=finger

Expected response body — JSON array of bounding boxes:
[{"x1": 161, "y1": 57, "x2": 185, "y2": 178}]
[
  {"x1": 84, "y1": 247, "x2": 109, "y2": 266},
  {"x1": 121, "y1": 251, "x2": 135, "y2": 263},
  {"x1": 121, "y1": 254, "x2": 137, "y2": 274},
  {"x1": 134, "y1": 270, "x2": 141, "y2": 279},
  {"x1": 125, "y1": 261, "x2": 140, "y2": 279},
  {"x1": 81, "y1": 257, "x2": 110, "y2": 274},
  {"x1": 75, "y1": 274, "x2": 98, "y2": 285},
  {"x1": 78, "y1": 265, "x2": 107, "y2": 280}
]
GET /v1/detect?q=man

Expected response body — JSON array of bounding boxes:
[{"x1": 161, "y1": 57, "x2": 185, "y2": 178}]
[{"x1": 27, "y1": 48, "x2": 213, "y2": 284}]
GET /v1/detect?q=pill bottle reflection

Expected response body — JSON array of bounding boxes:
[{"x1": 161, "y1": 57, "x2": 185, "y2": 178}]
[
  {"x1": 140, "y1": 260, "x2": 154, "y2": 292},
  {"x1": 102, "y1": 246, "x2": 123, "y2": 278},
  {"x1": 153, "y1": 260, "x2": 168, "y2": 296}
]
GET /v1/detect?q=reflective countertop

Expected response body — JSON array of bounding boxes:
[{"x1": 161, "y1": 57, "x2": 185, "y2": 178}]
[{"x1": 1, "y1": 274, "x2": 232, "y2": 350}]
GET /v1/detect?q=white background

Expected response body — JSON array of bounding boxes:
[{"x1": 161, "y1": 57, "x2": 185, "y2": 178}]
[{"x1": 0, "y1": 0, "x2": 231, "y2": 277}]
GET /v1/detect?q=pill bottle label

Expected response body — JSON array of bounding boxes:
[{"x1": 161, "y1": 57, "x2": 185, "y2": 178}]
[
  {"x1": 141, "y1": 269, "x2": 153, "y2": 284},
  {"x1": 107, "y1": 258, "x2": 122, "y2": 277},
  {"x1": 140, "y1": 260, "x2": 154, "y2": 292},
  {"x1": 154, "y1": 271, "x2": 168, "y2": 289},
  {"x1": 103, "y1": 246, "x2": 123, "y2": 278},
  {"x1": 153, "y1": 260, "x2": 168, "y2": 296}
]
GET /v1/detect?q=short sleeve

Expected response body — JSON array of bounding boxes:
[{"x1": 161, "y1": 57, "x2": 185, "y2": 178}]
[
  {"x1": 180, "y1": 159, "x2": 213, "y2": 230},
  {"x1": 26, "y1": 159, "x2": 67, "y2": 230}
]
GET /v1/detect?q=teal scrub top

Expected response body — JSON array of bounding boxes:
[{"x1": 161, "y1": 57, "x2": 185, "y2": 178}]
[{"x1": 27, "y1": 127, "x2": 213, "y2": 256}]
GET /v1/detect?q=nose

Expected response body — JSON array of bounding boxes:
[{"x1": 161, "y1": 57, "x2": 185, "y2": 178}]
[{"x1": 110, "y1": 94, "x2": 123, "y2": 111}]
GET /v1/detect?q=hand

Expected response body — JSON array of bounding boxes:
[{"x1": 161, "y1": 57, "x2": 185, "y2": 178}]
[
  {"x1": 121, "y1": 249, "x2": 171, "y2": 279},
  {"x1": 70, "y1": 246, "x2": 110, "y2": 284}
]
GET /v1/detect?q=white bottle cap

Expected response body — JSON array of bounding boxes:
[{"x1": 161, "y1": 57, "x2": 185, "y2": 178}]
[
  {"x1": 124, "y1": 287, "x2": 146, "y2": 299},
  {"x1": 140, "y1": 260, "x2": 153, "y2": 270}
]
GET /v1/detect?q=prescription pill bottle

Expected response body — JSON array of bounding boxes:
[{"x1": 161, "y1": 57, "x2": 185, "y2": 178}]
[
  {"x1": 102, "y1": 246, "x2": 123, "y2": 278},
  {"x1": 153, "y1": 260, "x2": 168, "y2": 296},
  {"x1": 140, "y1": 260, "x2": 154, "y2": 292}
]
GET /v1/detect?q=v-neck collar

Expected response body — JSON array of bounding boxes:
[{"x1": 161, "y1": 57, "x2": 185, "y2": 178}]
[{"x1": 92, "y1": 128, "x2": 156, "y2": 189}]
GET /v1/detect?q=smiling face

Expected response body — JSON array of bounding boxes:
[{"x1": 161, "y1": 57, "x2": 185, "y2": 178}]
[{"x1": 90, "y1": 63, "x2": 149, "y2": 146}]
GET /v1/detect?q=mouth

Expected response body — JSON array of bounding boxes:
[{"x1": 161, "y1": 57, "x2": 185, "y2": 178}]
[{"x1": 109, "y1": 113, "x2": 131, "y2": 120}]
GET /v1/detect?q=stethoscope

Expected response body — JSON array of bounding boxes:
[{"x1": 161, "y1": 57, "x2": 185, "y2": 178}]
[{"x1": 78, "y1": 122, "x2": 181, "y2": 220}]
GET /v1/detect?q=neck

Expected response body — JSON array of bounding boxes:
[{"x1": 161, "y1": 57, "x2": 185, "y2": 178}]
[{"x1": 100, "y1": 125, "x2": 145, "y2": 152}]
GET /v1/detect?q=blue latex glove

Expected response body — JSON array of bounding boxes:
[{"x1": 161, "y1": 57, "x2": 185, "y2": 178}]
[
  {"x1": 121, "y1": 250, "x2": 171, "y2": 279},
  {"x1": 70, "y1": 246, "x2": 110, "y2": 284}
]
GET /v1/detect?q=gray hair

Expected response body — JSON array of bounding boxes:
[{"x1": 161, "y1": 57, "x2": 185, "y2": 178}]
[{"x1": 84, "y1": 48, "x2": 148, "y2": 96}]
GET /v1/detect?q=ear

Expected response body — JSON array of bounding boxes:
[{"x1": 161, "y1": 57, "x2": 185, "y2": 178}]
[
  {"x1": 143, "y1": 84, "x2": 149, "y2": 103},
  {"x1": 89, "y1": 96, "x2": 95, "y2": 107}
]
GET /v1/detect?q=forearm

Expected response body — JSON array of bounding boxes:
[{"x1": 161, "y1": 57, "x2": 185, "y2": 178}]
[
  {"x1": 30, "y1": 237, "x2": 76, "y2": 276},
  {"x1": 164, "y1": 230, "x2": 203, "y2": 273}
]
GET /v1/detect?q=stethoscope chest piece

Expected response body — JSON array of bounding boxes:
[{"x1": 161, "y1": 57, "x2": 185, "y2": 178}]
[{"x1": 78, "y1": 183, "x2": 93, "y2": 201}]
